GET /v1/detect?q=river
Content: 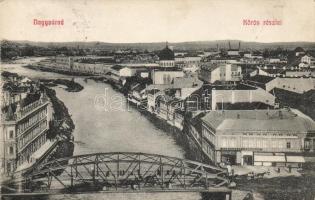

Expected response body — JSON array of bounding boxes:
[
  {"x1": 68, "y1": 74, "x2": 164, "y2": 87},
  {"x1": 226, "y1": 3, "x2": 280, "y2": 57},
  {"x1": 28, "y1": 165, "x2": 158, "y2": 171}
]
[{"x1": 1, "y1": 58, "x2": 202, "y2": 200}]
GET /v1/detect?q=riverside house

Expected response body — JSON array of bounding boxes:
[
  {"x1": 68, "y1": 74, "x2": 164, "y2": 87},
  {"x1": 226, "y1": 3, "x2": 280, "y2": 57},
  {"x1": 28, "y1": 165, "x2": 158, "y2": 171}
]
[
  {"x1": 197, "y1": 109, "x2": 315, "y2": 167},
  {"x1": 185, "y1": 84, "x2": 276, "y2": 112},
  {"x1": 1, "y1": 79, "x2": 53, "y2": 174},
  {"x1": 146, "y1": 77, "x2": 203, "y2": 130}
]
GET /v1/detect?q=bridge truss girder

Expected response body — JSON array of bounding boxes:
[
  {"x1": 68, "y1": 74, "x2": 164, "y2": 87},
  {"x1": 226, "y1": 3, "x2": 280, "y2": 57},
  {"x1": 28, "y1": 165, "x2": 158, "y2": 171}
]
[{"x1": 10, "y1": 152, "x2": 229, "y2": 193}]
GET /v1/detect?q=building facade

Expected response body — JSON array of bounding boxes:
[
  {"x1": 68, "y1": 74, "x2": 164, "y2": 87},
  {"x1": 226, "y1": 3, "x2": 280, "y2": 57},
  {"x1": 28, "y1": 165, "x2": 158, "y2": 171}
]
[
  {"x1": 151, "y1": 70, "x2": 184, "y2": 85},
  {"x1": 1, "y1": 92, "x2": 51, "y2": 174},
  {"x1": 199, "y1": 63, "x2": 242, "y2": 83},
  {"x1": 265, "y1": 77, "x2": 315, "y2": 94},
  {"x1": 199, "y1": 110, "x2": 315, "y2": 166},
  {"x1": 301, "y1": 55, "x2": 315, "y2": 67}
]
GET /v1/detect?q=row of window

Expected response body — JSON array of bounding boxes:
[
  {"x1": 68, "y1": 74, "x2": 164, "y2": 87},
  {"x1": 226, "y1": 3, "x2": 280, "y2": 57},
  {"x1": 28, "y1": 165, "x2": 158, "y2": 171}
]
[
  {"x1": 20, "y1": 100, "x2": 43, "y2": 116},
  {"x1": 162, "y1": 74, "x2": 173, "y2": 84},
  {"x1": 202, "y1": 142, "x2": 215, "y2": 160},
  {"x1": 160, "y1": 61, "x2": 175, "y2": 67},
  {"x1": 220, "y1": 137, "x2": 297, "y2": 149},
  {"x1": 242, "y1": 133, "x2": 298, "y2": 137},
  {"x1": 202, "y1": 128, "x2": 216, "y2": 146},
  {"x1": 17, "y1": 108, "x2": 47, "y2": 135},
  {"x1": 18, "y1": 134, "x2": 47, "y2": 166},
  {"x1": 18, "y1": 120, "x2": 48, "y2": 150},
  {"x1": 220, "y1": 72, "x2": 241, "y2": 77}
]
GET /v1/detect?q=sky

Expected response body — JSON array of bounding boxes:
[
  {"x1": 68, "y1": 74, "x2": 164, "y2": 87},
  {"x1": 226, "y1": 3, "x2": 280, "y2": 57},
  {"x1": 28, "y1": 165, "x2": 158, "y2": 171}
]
[{"x1": 0, "y1": 0, "x2": 314, "y2": 43}]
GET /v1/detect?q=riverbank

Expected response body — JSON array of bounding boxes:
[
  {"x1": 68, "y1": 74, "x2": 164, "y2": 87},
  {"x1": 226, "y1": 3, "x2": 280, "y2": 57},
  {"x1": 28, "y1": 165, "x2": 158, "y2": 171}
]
[
  {"x1": 135, "y1": 107, "x2": 211, "y2": 164},
  {"x1": 13, "y1": 60, "x2": 315, "y2": 199},
  {"x1": 42, "y1": 85, "x2": 75, "y2": 140},
  {"x1": 40, "y1": 78, "x2": 84, "y2": 92},
  {"x1": 28, "y1": 85, "x2": 76, "y2": 170},
  {"x1": 19, "y1": 63, "x2": 223, "y2": 164},
  {"x1": 235, "y1": 171, "x2": 315, "y2": 199},
  {"x1": 0, "y1": 71, "x2": 76, "y2": 187},
  {"x1": 24, "y1": 64, "x2": 93, "y2": 76}
]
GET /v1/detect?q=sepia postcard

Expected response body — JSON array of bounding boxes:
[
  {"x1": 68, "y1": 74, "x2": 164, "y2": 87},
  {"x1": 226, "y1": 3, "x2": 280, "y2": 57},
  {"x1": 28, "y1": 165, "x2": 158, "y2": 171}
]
[{"x1": 0, "y1": 0, "x2": 315, "y2": 199}]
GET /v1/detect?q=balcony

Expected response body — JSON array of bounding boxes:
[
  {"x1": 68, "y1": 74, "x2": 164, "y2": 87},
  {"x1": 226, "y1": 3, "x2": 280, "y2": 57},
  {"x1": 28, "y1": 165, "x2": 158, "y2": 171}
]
[{"x1": 19, "y1": 98, "x2": 48, "y2": 119}]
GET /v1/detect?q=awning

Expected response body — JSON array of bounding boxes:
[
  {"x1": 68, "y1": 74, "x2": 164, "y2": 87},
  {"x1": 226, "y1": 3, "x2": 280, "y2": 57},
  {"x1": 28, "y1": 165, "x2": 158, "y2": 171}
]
[
  {"x1": 286, "y1": 156, "x2": 305, "y2": 163},
  {"x1": 254, "y1": 155, "x2": 286, "y2": 162}
]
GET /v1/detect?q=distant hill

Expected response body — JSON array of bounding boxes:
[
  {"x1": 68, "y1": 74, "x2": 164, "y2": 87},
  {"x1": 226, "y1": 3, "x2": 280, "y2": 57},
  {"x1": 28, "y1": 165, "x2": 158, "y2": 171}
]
[{"x1": 2, "y1": 40, "x2": 315, "y2": 51}]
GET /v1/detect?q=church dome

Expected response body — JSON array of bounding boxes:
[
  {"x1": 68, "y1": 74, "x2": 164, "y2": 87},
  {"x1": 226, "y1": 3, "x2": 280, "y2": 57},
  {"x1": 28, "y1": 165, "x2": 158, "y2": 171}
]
[
  {"x1": 294, "y1": 47, "x2": 305, "y2": 52},
  {"x1": 158, "y1": 45, "x2": 174, "y2": 60}
]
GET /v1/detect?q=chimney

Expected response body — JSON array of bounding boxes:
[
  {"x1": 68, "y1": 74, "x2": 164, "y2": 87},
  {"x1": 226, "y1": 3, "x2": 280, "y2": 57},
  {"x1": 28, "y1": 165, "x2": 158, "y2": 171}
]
[
  {"x1": 228, "y1": 41, "x2": 231, "y2": 49},
  {"x1": 238, "y1": 41, "x2": 241, "y2": 50}
]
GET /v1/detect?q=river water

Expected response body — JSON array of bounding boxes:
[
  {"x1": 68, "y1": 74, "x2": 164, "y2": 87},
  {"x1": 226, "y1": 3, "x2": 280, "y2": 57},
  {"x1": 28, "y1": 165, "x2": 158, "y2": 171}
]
[{"x1": 1, "y1": 58, "x2": 203, "y2": 200}]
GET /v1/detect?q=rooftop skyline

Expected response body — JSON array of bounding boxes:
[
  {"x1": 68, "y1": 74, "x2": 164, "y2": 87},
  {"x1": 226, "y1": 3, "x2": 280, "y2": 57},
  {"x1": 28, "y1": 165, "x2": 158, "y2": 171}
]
[{"x1": 0, "y1": 0, "x2": 314, "y2": 43}]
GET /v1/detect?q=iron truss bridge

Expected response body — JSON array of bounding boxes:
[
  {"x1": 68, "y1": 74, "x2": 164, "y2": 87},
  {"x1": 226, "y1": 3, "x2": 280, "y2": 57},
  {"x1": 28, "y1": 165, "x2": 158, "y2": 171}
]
[{"x1": 4, "y1": 152, "x2": 230, "y2": 195}]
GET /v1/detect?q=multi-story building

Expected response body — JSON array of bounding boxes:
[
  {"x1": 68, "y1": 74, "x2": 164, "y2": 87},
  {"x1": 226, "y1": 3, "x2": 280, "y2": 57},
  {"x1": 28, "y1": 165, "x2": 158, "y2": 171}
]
[
  {"x1": 301, "y1": 54, "x2": 315, "y2": 67},
  {"x1": 185, "y1": 84, "x2": 276, "y2": 112},
  {"x1": 198, "y1": 109, "x2": 315, "y2": 166},
  {"x1": 151, "y1": 70, "x2": 184, "y2": 85},
  {"x1": 1, "y1": 90, "x2": 51, "y2": 174},
  {"x1": 151, "y1": 77, "x2": 203, "y2": 130},
  {"x1": 257, "y1": 66, "x2": 286, "y2": 77},
  {"x1": 146, "y1": 77, "x2": 203, "y2": 114},
  {"x1": 199, "y1": 63, "x2": 242, "y2": 83},
  {"x1": 265, "y1": 77, "x2": 315, "y2": 94},
  {"x1": 175, "y1": 55, "x2": 201, "y2": 71}
]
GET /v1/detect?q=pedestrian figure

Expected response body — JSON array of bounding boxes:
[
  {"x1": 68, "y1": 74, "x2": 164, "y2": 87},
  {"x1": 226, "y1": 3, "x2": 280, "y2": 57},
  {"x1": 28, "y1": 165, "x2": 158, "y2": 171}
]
[{"x1": 243, "y1": 192, "x2": 254, "y2": 200}]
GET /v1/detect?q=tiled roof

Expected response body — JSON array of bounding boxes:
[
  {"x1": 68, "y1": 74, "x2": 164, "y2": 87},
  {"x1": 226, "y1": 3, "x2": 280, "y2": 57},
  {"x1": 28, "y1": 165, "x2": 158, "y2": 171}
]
[
  {"x1": 146, "y1": 77, "x2": 202, "y2": 90},
  {"x1": 260, "y1": 68, "x2": 286, "y2": 74},
  {"x1": 200, "y1": 63, "x2": 221, "y2": 71},
  {"x1": 246, "y1": 75, "x2": 275, "y2": 84},
  {"x1": 201, "y1": 109, "x2": 315, "y2": 133},
  {"x1": 111, "y1": 65, "x2": 124, "y2": 71},
  {"x1": 172, "y1": 77, "x2": 203, "y2": 88}
]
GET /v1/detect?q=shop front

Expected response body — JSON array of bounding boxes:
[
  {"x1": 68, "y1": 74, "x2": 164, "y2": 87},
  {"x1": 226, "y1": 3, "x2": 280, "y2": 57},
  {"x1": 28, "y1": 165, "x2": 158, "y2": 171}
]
[
  {"x1": 254, "y1": 152, "x2": 286, "y2": 166},
  {"x1": 221, "y1": 150, "x2": 237, "y2": 165},
  {"x1": 241, "y1": 151, "x2": 254, "y2": 165}
]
